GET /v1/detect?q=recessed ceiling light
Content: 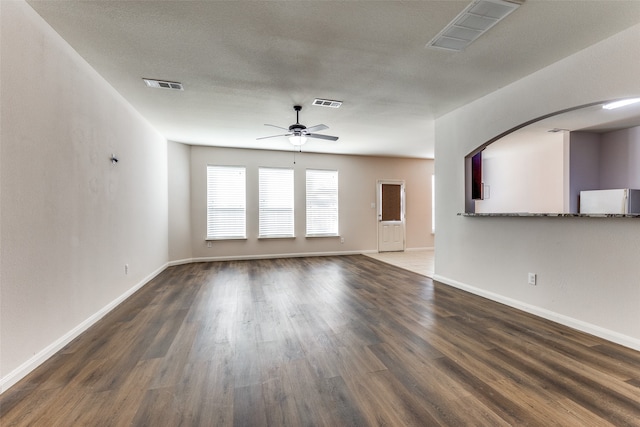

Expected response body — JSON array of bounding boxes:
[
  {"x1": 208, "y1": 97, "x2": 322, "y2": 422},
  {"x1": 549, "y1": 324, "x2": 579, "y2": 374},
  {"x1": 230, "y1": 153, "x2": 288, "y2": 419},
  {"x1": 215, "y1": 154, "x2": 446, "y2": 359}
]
[
  {"x1": 426, "y1": 0, "x2": 523, "y2": 52},
  {"x1": 142, "y1": 78, "x2": 184, "y2": 91},
  {"x1": 312, "y1": 98, "x2": 342, "y2": 108},
  {"x1": 602, "y1": 98, "x2": 640, "y2": 110}
]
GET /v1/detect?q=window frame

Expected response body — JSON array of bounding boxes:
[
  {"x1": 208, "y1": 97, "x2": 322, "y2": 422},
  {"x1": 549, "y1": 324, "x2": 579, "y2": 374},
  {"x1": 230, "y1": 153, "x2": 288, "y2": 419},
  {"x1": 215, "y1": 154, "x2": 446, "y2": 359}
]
[
  {"x1": 258, "y1": 167, "x2": 295, "y2": 239},
  {"x1": 206, "y1": 165, "x2": 247, "y2": 240},
  {"x1": 305, "y1": 168, "x2": 339, "y2": 237}
]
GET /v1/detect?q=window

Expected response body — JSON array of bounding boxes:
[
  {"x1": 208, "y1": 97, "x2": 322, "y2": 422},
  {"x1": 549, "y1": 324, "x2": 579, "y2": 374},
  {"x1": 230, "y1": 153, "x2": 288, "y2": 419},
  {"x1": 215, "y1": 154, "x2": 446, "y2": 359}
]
[
  {"x1": 306, "y1": 169, "x2": 338, "y2": 236},
  {"x1": 259, "y1": 167, "x2": 294, "y2": 238},
  {"x1": 206, "y1": 165, "x2": 246, "y2": 239}
]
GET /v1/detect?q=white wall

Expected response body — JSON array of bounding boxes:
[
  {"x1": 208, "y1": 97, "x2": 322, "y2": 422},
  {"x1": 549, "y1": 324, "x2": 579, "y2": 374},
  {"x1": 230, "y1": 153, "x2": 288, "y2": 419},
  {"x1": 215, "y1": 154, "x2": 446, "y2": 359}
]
[
  {"x1": 168, "y1": 141, "x2": 192, "y2": 263},
  {"x1": 0, "y1": 1, "x2": 169, "y2": 391},
  {"x1": 476, "y1": 131, "x2": 565, "y2": 213},
  {"x1": 435, "y1": 23, "x2": 640, "y2": 350},
  {"x1": 189, "y1": 146, "x2": 434, "y2": 260}
]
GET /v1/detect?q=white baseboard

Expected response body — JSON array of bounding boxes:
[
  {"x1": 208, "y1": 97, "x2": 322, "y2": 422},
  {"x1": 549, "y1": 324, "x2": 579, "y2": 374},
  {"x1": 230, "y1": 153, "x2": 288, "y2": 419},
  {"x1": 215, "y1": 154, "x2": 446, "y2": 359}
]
[
  {"x1": 170, "y1": 249, "x2": 433, "y2": 265},
  {"x1": 189, "y1": 249, "x2": 371, "y2": 263},
  {"x1": 432, "y1": 274, "x2": 640, "y2": 352},
  {"x1": 167, "y1": 258, "x2": 194, "y2": 267},
  {"x1": 0, "y1": 263, "x2": 168, "y2": 394}
]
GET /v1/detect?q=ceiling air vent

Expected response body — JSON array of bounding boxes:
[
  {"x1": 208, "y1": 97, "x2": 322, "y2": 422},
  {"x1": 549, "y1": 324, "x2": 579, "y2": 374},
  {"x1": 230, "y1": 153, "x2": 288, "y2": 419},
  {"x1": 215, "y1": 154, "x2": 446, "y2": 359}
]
[
  {"x1": 312, "y1": 98, "x2": 342, "y2": 108},
  {"x1": 143, "y1": 78, "x2": 184, "y2": 91},
  {"x1": 426, "y1": 0, "x2": 523, "y2": 52}
]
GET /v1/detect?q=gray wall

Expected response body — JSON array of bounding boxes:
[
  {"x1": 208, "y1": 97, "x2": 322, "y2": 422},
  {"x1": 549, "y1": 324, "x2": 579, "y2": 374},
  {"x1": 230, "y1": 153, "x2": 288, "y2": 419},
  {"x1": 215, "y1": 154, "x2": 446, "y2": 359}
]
[
  {"x1": 600, "y1": 126, "x2": 640, "y2": 189},
  {"x1": 187, "y1": 146, "x2": 434, "y2": 261},
  {"x1": 1, "y1": 1, "x2": 169, "y2": 391},
  {"x1": 570, "y1": 131, "x2": 601, "y2": 213},
  {"x1": 570, "y1": 126, "x2": 640, "y2": 212},
  {"x1": 168, "y1": 141, "x2": 193, "y2": 262},
  {"x1": 435, "y1": 23, "x2": 640, "y2": 350}
]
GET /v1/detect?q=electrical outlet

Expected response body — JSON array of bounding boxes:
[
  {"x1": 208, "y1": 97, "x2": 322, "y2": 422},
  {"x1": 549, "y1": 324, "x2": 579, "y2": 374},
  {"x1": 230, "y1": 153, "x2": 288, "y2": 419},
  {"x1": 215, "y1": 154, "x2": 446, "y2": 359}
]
[
  {"x1": 125, "y1": 264, "x2": 129, "y2": 275},
  {"x1": 528, "y1": 272, "x2": 536, "y2": 286},
  {"x1": 207, "y1": 241, "x2": 212, "y2": 248},
  {"x1": 340, "y1": 237, "x2": 345, "y2": 244}
]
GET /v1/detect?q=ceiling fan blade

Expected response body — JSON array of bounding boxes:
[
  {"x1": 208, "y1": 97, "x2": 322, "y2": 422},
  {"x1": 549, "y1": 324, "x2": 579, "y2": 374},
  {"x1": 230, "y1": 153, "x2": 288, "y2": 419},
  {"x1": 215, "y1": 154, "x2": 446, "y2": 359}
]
[
  {"x1": 264, "y1": 124, "x2": 290, "y2": 131},
  {"x1": 305, "y1": 124, "x2": 328, "y2": 133},
  {"x1": 307, "y1": 133, "x2": 339, "y2": 141},
  {"x1": 256, "y1": 133, "x2": 292, "y2": 140}
]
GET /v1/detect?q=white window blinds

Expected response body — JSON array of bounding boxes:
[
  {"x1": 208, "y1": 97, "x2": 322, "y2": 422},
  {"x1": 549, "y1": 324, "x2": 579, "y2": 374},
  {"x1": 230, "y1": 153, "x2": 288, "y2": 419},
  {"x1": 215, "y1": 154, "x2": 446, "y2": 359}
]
[
  {"x1": 306, "y1": 169, "x2": 339, "y2": 236},
  {"x1": 206, "y1": 165, "x2": 246, "y2": 239},
  {"x1": 259, "y1": 167, "x2": 294, "y2": 238}
]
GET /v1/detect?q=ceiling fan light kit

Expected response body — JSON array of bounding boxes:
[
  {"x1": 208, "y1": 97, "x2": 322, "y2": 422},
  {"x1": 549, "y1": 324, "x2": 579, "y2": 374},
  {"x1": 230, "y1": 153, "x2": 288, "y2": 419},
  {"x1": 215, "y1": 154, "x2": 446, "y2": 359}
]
[
  {"x1": 258, "y1": 105, "x2": 339, "y2": 146},
  {"x1": 289, "y1": 135, "x2": 308, "y2": 146}
]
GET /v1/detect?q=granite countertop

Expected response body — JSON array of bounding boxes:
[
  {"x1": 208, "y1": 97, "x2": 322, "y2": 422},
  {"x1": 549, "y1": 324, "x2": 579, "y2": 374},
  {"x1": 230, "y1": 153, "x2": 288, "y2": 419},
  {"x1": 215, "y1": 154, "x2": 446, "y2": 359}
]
[{"x1": 458, "y1": 212, "x2": 640, "y2": 218}]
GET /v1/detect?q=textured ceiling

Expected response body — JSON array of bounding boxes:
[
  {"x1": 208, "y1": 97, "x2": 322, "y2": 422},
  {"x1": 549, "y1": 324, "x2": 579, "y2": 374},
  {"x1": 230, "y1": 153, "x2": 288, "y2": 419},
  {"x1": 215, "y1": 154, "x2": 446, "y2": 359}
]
[{"x1": 26, "y1": 1, "x2": 640, "y2": 158}]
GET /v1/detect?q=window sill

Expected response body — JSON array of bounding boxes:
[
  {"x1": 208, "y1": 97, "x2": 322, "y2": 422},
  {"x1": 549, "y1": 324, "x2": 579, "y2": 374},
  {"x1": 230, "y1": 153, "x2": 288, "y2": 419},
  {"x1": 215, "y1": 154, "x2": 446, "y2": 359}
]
[
  {"x1": 205, "y1": 237, "x2": 247, "y2": 241},
  {"x1": 305, "y1": 234, "x2": 340, "y2": 238},
  {"x1": 258, "y1": 235, "x2": 296, "y2": 240}
]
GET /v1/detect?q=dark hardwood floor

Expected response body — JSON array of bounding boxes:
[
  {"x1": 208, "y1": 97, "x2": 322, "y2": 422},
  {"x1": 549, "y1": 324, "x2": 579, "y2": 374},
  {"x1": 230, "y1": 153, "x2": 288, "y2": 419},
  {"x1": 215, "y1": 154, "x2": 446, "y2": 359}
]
[{"x1": 1, "y1": 255, "x2": 639, "y2": 426}]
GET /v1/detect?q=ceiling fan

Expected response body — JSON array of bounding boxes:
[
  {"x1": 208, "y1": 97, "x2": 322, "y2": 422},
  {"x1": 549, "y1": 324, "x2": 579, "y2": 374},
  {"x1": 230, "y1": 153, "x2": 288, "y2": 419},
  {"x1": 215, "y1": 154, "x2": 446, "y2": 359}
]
[{"x1": 257, "y1": 105, "x2": 339, "y2": 146}]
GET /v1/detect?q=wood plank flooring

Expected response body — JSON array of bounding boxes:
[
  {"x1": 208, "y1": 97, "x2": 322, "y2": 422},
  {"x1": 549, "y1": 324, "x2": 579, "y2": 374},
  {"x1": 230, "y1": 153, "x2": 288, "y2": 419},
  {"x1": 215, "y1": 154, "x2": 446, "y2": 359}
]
[{"x1": 1, "y1": 255, "x2": 639, "y2": 426}]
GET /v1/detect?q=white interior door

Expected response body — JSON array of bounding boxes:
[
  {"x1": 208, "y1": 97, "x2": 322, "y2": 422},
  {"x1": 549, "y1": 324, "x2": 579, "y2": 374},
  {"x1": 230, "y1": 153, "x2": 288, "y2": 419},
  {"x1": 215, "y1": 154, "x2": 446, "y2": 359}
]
[{"x1": 377, "y1": 180, "x2": 405, "y2": 252}]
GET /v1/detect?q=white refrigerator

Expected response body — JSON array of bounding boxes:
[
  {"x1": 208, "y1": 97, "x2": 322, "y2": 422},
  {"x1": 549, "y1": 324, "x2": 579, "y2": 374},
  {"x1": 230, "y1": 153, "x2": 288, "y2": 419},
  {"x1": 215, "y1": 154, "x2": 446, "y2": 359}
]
[{"x1": 580, "y1": 189, "x2": 640, "y2": 214}]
